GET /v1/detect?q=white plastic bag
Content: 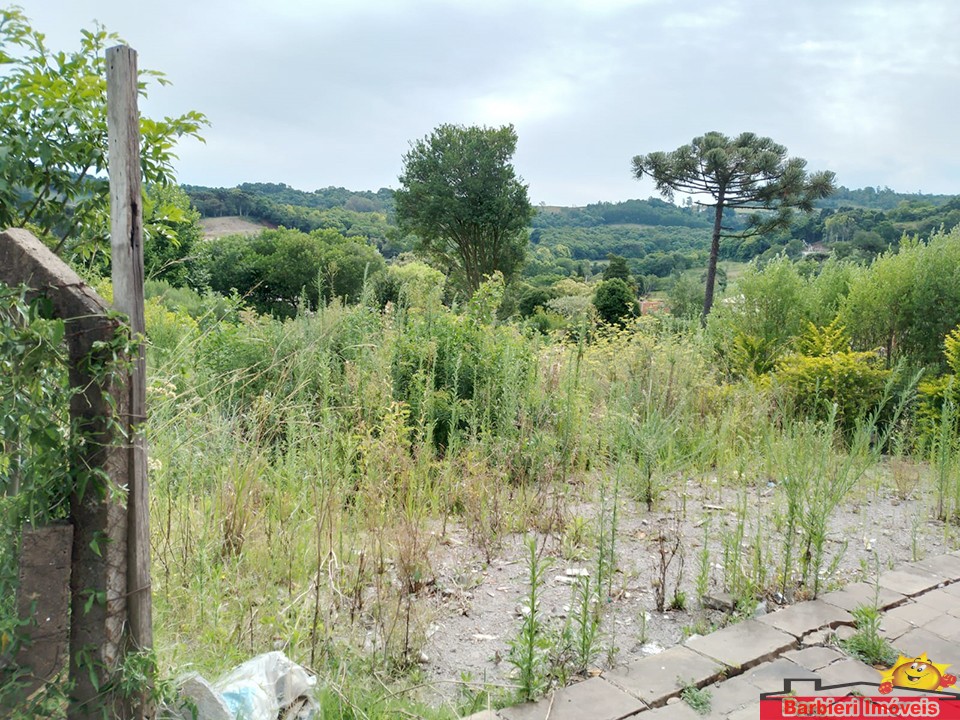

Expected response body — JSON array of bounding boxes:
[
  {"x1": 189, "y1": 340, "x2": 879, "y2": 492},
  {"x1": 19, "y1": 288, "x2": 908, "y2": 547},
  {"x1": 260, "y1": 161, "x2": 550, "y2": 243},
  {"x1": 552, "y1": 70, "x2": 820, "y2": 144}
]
[{"x1": 213, "y1": 651, "x2": 316, "y2": 720}]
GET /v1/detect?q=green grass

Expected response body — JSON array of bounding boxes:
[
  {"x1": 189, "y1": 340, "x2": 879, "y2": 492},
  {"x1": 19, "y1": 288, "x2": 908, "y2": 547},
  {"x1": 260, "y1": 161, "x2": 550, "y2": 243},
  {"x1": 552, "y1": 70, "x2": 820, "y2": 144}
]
[
  {"x1": 138, "y1": 296, "x2": 926, "y2": 702},
  {"x1": 840, "y1": 604, "x2": 900, "y2": 667},
  {"x1": 3, "y1": 268, "x2": 946, "y2": 714},
  {"x1": 680, "y1": 683, "x2": 712, "y2": 715}
]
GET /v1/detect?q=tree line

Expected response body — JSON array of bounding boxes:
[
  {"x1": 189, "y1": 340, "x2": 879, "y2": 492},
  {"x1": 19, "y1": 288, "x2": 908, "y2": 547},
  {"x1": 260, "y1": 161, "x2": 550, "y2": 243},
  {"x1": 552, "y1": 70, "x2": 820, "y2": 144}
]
[
  {"x1": 183, "y1": 172, "x2": 960, "y2": 316},
  {"x1": 4, "y1": 1, "x2": 960, "y2": 330}
]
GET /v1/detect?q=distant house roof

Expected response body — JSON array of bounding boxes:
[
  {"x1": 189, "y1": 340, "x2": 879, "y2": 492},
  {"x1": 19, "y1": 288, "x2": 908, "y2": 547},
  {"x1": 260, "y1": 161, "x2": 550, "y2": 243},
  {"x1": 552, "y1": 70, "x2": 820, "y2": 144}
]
[{"x1": 640, "y1": 299, "x2": 666, "y2": 315}]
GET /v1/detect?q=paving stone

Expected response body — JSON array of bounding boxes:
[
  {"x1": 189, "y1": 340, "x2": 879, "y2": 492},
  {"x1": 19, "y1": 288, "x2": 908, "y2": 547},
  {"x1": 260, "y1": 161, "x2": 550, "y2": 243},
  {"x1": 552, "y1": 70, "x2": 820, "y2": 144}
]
[
  {"x1": 685, "y1": 619, "x2": 796, "y2": 671},
  {"x1": 499, "y1": 678, "x2": 645, "y2": 720},
  {"x1": 893, "y1": 627, "x2": 959, "y2": 664},
  {"x1": 879, "y1": 567, "x2": 943, "y2": 596},
  {"x1": 915, "y1": 587, "x2": 960, "y2": 613},
  {"x1": 878, "y1": 615, "x2": 913, "y2": 641},
  {"x1": 606, "y1": 645, "x2": 724, "y2": 705},
  {"x1": 782, "y1": 645, "x2": 845, "y2": 671},
  {"x1": 801, "y1": 628, "x2": 834, "y2": 647},
  {"x1": 836, "y1": 626, "x2": 858, "y2": 642},
  {"x1": 921, "y1": 611, "x2": 960, "y2": 641},
  {"x1": 906, "y1": 554, "x2": 960, "y2": 581},
  {"x1": 816, "y1": 658, "x2": 881, "y2": 689},
  {"x1": 884, "y1": 601, "x2": 938, "y2": 627},
  {"x1": 820, "y1": 582, "x2": 906, "y2": 613},
  {"x1": 757, "y1": 600, "x2": 853, "y2": 638},
  {"x1": 699, "y1": 675, "x2": 758, "y2": 717},
  {"x1": 725, "y1": 706, "x2": 759, "y2": 720},
  {"x1": 742, "y1": 658, "x2": 820, "y2": 693},
  {"x1": 640, "y1": 702, "x2": 702, "y2": 719},
  {"x1": 941, "y1": 581, "x2": 960, "y2": 598}
]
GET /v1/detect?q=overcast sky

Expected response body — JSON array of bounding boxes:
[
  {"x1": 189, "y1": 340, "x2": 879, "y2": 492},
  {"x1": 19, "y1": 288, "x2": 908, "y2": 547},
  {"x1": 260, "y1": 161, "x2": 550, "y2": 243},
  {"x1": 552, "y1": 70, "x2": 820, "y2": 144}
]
[{"x1": 17, "y1": 0, "x2": 960, "y2": 206}]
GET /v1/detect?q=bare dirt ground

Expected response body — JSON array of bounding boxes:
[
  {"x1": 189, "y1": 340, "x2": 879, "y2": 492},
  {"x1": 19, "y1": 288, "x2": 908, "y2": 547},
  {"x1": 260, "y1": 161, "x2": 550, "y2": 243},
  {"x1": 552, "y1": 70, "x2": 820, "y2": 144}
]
[
  {"x1": 415, "y1": 460, "x2": 956, "y2": 699},
  {"x1": 200, "y1": 215, "x2": 271, "y2": 239}
]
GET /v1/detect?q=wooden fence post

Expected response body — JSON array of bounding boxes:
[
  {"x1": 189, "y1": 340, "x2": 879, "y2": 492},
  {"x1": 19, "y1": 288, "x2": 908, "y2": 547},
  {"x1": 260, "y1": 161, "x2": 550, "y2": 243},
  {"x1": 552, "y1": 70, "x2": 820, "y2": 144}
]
[
  {"x1": 107, "y1": 44, "x2": 152, "y2": 717},
  {"x1": 106, "y1": 45, "x2": 152, "y2": 656}
]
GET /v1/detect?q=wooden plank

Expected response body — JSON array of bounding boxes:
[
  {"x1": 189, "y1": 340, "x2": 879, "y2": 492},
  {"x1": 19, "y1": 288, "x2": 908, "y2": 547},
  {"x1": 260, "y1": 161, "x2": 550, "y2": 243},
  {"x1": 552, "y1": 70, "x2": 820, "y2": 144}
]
[{"x1": 106, "y1": 45, "x2": 153, "y2": 662}]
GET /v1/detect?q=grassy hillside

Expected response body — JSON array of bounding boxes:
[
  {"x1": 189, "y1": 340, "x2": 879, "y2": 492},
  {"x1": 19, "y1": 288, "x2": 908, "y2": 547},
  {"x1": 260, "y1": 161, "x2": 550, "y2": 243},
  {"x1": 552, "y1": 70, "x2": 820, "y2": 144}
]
[{"x1": 199, "y1": 215, "x2": 271, "y2": 239}]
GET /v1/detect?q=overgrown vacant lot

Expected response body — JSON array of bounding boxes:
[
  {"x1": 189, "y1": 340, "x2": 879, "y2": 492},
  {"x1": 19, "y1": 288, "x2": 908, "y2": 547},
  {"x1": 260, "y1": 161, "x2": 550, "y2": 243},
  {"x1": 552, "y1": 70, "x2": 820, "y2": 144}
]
[
  {"x1": 137, "y1": 232, "x2": 960, "y2": 715},
  {"x1": 5, "y1": 226, "x2": 960, "y2": 718}
]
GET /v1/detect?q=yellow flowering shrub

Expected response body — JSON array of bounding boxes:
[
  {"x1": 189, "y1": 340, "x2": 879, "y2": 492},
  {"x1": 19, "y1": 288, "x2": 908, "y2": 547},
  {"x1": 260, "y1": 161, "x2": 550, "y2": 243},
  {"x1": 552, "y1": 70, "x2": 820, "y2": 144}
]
[{"x1": 775, "y1": 320, "x2": 890, "y2": 429}]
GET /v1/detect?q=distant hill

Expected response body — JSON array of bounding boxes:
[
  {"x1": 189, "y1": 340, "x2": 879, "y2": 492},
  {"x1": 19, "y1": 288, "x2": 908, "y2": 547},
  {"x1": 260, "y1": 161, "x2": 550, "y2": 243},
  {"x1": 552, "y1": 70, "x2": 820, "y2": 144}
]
[
  {"x1": 183, "y1": 182, "x2": 394, "y2": 218},
  {"x1": 815, "y1": 186, "x2": 956, "y2": 210},
  {"x1": 183, "y1": 182, "x2": 408, "y2": 258},
  {"x1": 182, "y1": 182, "x2": 960, "y2": 284}
]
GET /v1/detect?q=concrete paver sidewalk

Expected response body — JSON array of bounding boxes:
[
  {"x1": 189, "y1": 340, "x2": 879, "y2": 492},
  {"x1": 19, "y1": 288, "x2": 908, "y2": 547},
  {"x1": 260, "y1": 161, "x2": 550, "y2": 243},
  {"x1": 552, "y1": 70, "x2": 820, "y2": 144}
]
[{"x1": 467, "y1": 551, "x2": 960, "y2": 720}]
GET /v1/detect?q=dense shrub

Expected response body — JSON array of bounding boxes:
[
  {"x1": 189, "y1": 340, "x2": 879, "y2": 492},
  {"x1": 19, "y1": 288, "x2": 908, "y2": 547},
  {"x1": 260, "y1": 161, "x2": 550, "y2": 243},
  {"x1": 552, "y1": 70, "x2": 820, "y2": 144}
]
[
  {"x1": 709, "y1": 256, "x2": 861, "y2": 377},
  {"x1": 774, "y1": 320, "x2": 891, "y2": 428},
  {"x1": 198, "y1": 227, "x2": 385, "y2": 317},
  {"x1": 144, "y1": 280, "x2": 241, "y2": 327},
  {"x1": 0, "y1": 286, "x2": 71, "y2": 525},
  {"x1": 518, "y1": 287, "x2": 556, "y2": 318},
  {"x1": 842, "y1": 225, "x2": 960, "y2": 369},
  {"x1": 708, "y1": 258, "x2": 809, "y2": 376},
  {"x1": 667, "y1": 273, "x2": 705, "y2": 320},
  {"x1": 391, "y1": 277, "x2": 535, "y2": 450},
  {"x1": 593, "y1": 278, "x2": 636, "y2": 326},
  {"x1": 915, "y1": 326, "x2": 960, "y2": 444},
  {"x1": 380, "y1": 261, "x2": 446, "y2": 310},
  {"x1": 196, "y1": 309, "x2": 295, "y2": 411}
]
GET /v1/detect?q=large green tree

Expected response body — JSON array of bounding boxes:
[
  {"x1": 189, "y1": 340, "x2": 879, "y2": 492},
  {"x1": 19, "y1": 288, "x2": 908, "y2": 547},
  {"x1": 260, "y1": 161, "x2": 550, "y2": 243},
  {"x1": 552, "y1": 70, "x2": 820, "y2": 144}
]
[
  {"x1": 632, "y1": 132, "x2": 835, "y2": 321},
  {"x1": 0, "y1": 7, "x2": 206, "y2": 260},
  {"x1": 395, "y1": 124, "x2": 534, "y2": 294},
  {"x1": 603, "y1": 253, "x2": 632, "y2": 283}
]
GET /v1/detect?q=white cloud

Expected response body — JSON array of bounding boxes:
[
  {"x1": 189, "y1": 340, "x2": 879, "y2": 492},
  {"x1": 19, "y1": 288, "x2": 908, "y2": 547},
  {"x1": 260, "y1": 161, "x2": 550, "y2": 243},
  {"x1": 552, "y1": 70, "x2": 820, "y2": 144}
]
[
  {"x1": 17, "y1": 0, "x2": 960, "y2": 201},
  {"x1": 661, "y1": 2, "x2": 739, "y2": 30}
]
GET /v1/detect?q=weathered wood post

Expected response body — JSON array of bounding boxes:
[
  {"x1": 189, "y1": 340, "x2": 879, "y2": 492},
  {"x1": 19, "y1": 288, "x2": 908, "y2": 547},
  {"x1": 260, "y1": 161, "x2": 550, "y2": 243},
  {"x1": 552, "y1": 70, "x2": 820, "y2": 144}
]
[{"x1": 107, "y1": 44, "x2": 153, "y2": 714}]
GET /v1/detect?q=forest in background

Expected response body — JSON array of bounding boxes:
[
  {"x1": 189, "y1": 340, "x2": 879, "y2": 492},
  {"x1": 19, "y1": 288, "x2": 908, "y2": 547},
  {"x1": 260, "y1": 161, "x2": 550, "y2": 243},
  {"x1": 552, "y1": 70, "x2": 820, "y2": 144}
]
[{"x1": 185, "y1": 182, "x2": 960, "y2": 288}]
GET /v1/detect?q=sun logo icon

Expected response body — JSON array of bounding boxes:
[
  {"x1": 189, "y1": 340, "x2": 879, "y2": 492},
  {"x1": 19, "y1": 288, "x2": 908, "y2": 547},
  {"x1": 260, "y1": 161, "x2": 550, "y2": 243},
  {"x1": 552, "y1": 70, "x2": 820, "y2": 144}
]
[{"x1": 879, "y1": 653, "x2": 957, "y2": 693}]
